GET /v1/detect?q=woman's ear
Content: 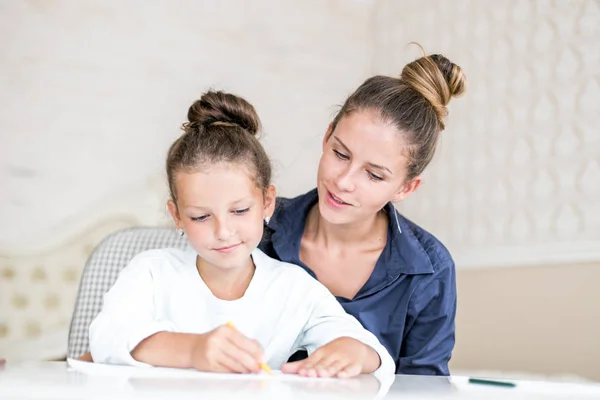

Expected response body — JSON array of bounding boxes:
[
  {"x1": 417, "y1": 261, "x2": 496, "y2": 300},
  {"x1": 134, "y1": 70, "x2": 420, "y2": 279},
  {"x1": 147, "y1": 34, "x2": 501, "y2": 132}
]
[
  {"x1": 322, "y1": 123, "x2": 334, "y2": 151},
  {"x1": 392, "y1": 177, "x2": 422, "y2": 203},
  {"x1": 167, "y1": 200, "x2": 182, "y2": 228},
  {"x1": 263, "y1": 185, "x2": 277, "y2": 218}
]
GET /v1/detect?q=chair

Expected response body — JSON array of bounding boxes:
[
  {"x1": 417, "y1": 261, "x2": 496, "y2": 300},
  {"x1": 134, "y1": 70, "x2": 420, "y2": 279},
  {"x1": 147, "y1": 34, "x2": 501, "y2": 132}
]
[{"x1": 66, "y1": 227, "x2": 188, "y2": 358}]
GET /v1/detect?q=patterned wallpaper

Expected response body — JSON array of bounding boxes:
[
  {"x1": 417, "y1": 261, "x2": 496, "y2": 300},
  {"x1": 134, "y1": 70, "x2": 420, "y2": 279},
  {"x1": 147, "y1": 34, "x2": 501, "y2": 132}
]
[
  {"x1": 0, "y1": 0, "x2": 372, "y2": 250},
  {"x1": 371, "y1": 0, "x2": 600, "y2": 268}
]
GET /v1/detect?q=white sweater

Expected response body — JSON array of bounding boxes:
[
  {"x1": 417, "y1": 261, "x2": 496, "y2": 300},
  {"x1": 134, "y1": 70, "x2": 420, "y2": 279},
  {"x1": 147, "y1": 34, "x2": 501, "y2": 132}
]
[{"x1": 89, "y1": 248, "x2": 395, "y2": 377}]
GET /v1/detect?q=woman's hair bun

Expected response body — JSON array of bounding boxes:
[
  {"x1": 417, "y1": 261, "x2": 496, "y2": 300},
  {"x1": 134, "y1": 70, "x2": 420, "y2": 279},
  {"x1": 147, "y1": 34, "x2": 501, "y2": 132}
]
[{"x1": 401, "y1": 52, "x2": 466, "y2": 126}]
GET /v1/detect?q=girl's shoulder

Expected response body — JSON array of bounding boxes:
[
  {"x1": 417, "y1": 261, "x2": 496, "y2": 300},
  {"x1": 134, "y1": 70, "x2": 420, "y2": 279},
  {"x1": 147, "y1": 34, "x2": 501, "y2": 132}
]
[{"x1": 125, "y1": 247, "x2": 195, "y2": 274}]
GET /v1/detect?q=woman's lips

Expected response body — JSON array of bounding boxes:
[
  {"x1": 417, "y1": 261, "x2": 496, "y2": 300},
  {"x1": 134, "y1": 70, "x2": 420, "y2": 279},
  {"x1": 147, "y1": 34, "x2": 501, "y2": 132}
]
[{"x1": 326, "y1": 190, "x2": 352, "y2": 208}]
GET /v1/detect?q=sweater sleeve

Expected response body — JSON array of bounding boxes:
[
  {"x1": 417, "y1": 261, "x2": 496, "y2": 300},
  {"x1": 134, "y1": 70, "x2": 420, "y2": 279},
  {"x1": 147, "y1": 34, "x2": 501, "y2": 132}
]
[
  {"x1": 295, "y1": 280, "x2": 395, "y2": 379},
  {"x1": 89, "y1": 254, "x2": 177, "y2": 367}
]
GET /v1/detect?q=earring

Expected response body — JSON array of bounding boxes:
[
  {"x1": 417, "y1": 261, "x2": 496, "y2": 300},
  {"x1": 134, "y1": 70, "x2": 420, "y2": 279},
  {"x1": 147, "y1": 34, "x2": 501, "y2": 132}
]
[
  {"x1": 264, "y1": 216, "x2": 271, "y2": 225},
  {"x1": 177, "y1": 228, "x2": 184, "y2": 237}
]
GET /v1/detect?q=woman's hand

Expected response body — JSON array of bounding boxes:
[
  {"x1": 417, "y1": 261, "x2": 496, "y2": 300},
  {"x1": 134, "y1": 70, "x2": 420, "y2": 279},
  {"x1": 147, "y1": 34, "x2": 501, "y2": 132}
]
[{"x1": 281, "y1": 337, "x2": 381, "y2": 378}]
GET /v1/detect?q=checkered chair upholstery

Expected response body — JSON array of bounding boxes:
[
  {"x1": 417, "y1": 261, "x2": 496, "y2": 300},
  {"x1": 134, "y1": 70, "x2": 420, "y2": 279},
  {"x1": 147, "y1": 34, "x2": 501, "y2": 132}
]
[{"x1": 67, "y1": 227, "x2": 189, "y2": 358}]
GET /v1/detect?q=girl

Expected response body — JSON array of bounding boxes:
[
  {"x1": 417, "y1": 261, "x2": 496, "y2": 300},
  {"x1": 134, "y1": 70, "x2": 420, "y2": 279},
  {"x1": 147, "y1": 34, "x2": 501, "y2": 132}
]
[{"x1": 89, "y1": 90, "x2": 395, "y2": 379}]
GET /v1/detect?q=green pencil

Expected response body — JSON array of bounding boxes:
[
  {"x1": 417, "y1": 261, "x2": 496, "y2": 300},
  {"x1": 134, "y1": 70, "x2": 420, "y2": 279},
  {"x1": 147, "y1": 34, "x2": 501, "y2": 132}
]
[{"x1": 468, "y1": 378, "x2": 517, "y2": 388}]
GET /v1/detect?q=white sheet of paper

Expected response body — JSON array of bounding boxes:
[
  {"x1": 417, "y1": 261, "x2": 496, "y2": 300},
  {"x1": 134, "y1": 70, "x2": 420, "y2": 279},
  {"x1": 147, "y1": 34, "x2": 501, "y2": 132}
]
[{"x1": 66, "y1": 358, "x2": 333, "y2": 381}]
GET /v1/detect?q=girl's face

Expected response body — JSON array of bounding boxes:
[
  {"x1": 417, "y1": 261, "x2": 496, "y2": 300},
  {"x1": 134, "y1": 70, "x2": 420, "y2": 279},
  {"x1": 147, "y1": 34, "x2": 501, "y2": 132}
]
[
  {"x1": 168, "y1": 163, "x2": 275, "y2": 270},
  {"x1": 316, "y1": 109, "x2": 421, "y2": 226}
]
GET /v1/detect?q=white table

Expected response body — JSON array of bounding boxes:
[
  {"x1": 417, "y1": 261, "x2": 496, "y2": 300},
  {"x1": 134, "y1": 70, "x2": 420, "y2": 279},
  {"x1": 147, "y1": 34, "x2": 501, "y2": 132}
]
[{"x1": 1, "y1": 361, "x2": 600, "y2": 400}]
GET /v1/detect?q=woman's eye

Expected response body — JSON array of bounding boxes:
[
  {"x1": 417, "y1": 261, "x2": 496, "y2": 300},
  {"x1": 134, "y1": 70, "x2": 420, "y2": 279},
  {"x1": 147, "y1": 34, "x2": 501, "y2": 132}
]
[
  {"x1": 191, "y1": 215, "x2": 209, "y2": 222},
  {"x1": 333, "y1": 149, "x2": 349, "y2": 160},
  {"x1": 367, "y1": 171, "x2": 383, "y2": 182},
  {"x1": 233, "y1": 208, "x2": 250, "y2": 215}
]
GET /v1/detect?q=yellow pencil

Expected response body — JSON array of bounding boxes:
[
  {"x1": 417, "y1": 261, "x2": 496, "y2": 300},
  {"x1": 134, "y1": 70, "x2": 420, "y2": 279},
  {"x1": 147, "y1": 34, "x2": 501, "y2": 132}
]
[{"x1": 226, "y1": 321, "x2": 272, "y2": 375}]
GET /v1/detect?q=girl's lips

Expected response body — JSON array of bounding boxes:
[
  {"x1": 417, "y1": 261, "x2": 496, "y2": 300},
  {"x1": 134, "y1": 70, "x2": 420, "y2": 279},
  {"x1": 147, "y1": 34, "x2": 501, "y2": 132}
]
[{"x1": 214, "y1": 243, "x2": 241, "y2": 253}]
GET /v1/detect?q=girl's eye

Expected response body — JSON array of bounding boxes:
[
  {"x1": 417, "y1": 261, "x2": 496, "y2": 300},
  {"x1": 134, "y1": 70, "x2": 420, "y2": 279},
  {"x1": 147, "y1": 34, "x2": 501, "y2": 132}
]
[
  {"x1": 367, "y1": 171, "x2": 383, "y2": 182},
  {"x1": 233, "y1": 208, "x2": 250, "y2": 215},
  {"x1": 333, "y1": 149, "x2": 349, "y2": 160},
  {"x1": 191, "y1": 215, "x2": 209, "y2": 222}
]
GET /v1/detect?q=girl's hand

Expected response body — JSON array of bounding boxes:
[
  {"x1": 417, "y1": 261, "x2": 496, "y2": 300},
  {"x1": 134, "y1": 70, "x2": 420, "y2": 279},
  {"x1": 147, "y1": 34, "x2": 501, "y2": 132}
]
[
  {"x1": 281, "y1": 337, "x2": 381, "y2": 378},
  {"x1": 77, "y1": 352, "x2": 93, "y2": 362},
  {"x1": 190, "y1": 324, "x2": 264, "y2": 374}
]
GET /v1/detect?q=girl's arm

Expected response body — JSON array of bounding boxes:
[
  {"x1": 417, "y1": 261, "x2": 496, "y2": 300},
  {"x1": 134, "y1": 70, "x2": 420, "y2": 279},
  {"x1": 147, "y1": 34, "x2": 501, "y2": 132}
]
[
  {"x1": 286, "y1": 279, "x2": 395, "y2": 378},
  {"x1": 89, "y1": 252, "x2": 263, "y2": 372},
  {"x1": 89, "y1": 253, "x2": 178, "y2": 367}
]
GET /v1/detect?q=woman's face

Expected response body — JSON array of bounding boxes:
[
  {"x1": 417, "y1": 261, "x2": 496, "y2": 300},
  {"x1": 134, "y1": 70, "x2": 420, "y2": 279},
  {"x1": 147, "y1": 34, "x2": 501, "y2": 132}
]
[{"x1": 316, "y1": 109, "x2": 420, "y2": 226}]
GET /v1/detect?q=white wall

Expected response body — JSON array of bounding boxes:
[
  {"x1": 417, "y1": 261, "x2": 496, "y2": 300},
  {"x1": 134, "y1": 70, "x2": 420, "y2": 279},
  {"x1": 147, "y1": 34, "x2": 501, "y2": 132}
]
[
  {"x1": 0, "y1": 0, "x2": 375, "y2": 252},
  {"x1": 0, "y1": 0, "x2": 376, "y2": 359}
]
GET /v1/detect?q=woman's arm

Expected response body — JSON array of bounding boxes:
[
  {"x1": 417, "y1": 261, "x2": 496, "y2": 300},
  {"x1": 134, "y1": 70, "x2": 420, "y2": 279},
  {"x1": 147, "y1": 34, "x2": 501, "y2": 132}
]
[{"x1": 399, "y1": 257, "x2": 457, "y2": 376}]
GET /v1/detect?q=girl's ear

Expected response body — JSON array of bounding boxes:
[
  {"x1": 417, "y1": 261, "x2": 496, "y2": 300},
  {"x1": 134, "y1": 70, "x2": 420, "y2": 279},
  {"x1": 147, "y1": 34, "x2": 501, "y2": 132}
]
[
  {"x1": 167, "y1": 200, "x2": 182, "y2": 228},
  {"x1": 263, "y1": 185, "x2": 277, "y2": 219}
]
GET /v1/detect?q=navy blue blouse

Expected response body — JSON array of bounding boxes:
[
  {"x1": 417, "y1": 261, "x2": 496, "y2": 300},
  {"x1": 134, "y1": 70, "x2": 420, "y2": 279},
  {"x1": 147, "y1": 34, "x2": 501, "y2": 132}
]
[{"x1": 259, "y1": 189, "x2": 457, "y2": 375}]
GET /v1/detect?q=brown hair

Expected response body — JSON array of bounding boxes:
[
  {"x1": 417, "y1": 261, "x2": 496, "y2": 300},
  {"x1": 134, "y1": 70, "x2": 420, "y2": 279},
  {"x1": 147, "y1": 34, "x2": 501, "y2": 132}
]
[
  {"x1": 166, "y1": 90, "x2": 272, "y2": 203},
  {"x1": 331, "y1": 50, "x2": 466, "y2": 181}
]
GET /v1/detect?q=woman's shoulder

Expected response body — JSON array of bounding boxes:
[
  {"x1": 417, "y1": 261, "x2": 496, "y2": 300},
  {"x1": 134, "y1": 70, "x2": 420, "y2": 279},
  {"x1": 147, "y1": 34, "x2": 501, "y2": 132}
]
[
  {"x1": 260, "y1": 190, "x2": 318, "y2": 258},
  {"x1": 274, "y1": 195, "x2": 293, "y2": 207},
  {"x1": 272, "y1": 189, "x2": 318, "y2": 217},
  {"x1": 396, "y1": 212, "x2": 455, "y2": 275},
  {"x1": 273, "y1": 193, "x2": 305, "y2": 213}
]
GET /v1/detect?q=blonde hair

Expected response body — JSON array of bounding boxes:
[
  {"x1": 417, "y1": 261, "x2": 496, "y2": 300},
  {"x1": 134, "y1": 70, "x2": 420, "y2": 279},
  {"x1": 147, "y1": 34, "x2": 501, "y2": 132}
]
[
  {"x1": 331, "y1": 46, "x2": 466, "y2": 180},
  {"x1": 401, "y1": 54, "x2": 466, "y2": 129}
]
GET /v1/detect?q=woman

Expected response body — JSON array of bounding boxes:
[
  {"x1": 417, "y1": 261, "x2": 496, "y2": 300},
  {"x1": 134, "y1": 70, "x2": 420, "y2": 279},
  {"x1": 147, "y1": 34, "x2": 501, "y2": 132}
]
[{"x1": 260, "y1": 52, "x2": 465, "y2": 376}]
